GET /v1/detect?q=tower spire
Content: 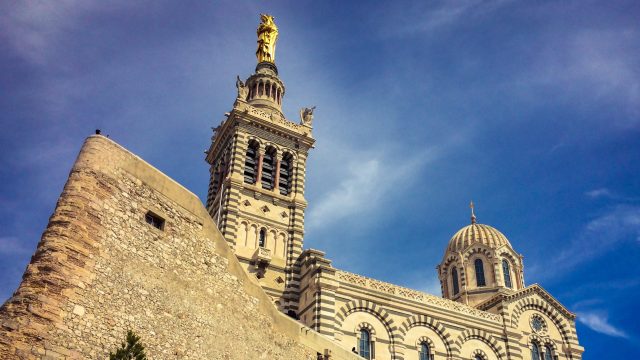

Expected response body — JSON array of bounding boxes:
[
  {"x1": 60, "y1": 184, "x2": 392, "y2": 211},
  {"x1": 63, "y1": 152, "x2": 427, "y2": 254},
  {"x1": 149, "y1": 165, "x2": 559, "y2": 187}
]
[
  {"x1": 205, "y1": 15, "x2": 315, "y2": 315},
  {"x1": 470, "y1": 201, "x2": 476, "y2": 224},
  {"x1": 238, "y1": 14, "x2": 285, "y2": 115}
]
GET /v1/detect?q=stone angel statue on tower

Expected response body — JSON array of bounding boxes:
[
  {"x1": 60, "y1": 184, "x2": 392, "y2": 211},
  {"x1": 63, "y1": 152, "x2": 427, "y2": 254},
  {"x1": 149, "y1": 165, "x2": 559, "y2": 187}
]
[
  {"x1": 256, "y1": 14, "x2": 279, "y2": 63},
  {"x1": 300, "y1": 106, "x2": 316, "y2": 126},
  {"x1": 235, "y1": 75, "x2": 248, "y2": 100}
]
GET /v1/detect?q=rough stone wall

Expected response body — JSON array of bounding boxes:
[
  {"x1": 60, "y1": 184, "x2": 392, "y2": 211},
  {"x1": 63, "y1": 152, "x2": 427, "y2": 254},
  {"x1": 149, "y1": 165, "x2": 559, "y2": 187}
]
[{"x1": 0, "y1": 135, "x2": 360, "y2": 360}]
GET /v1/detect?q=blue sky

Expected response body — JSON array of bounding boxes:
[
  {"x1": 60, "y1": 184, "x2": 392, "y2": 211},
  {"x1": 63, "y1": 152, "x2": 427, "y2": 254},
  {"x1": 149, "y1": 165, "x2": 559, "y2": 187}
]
[{"x1": 1, "y1": 1, "x2": 639, "y2": 357}]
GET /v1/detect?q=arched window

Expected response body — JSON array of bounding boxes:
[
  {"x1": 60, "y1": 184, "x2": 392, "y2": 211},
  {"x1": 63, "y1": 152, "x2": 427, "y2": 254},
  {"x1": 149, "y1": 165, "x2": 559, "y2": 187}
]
[
  {"x1": 544, "y1": 345, "x2": 553, "y2": 360},
  {"x1": 474, "y1": 258, "x2": 486, "y2": 287},
  {"x1": 258, "y1": 228, "x2": 266, "y2": 248},
  {"x1": 359, "y1": 329, "x2": 371, "y2": 359},
  {"x1": 452, "y1": 267, "x2": 460, "y2": 295},
  {"x1": 419, "y1": 342, "x2": 430, "y2": 360},
  {"x1": 261, "y1": 147, "x2": 276, "y2": 190},
  {"x1": 243, "y1": 141, "x2": 258, "y2": 184},
  {"x1": 475, "y1": 356, "x2": 483, "y2": 360},
  {"x1": 531, "y1": 343, "x2": 541, "y2": 360},
  {"x1": 279, "y1": 153, "x2": 293, "y2": 195},
  {"x1": 502, "y1": 259, "x2": 512, "y2": 288}
]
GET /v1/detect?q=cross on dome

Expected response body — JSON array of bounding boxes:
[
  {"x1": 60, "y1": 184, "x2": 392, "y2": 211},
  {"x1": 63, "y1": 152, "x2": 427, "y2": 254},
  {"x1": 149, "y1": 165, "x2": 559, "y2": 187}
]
[{"x1": 470, "y1": 201, "x2": 477, "y2": 224}]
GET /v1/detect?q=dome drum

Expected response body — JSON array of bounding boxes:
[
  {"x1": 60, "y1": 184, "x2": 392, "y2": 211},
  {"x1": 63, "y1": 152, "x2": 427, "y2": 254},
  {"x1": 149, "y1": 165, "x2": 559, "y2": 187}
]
[{"x1": 439, "y1": 222, "x2": 525, "y2": 306}]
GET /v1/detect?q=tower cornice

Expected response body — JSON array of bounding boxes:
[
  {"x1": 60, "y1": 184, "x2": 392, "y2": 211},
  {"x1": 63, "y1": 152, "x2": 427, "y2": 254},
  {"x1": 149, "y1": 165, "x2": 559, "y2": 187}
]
[{"x1": 233, "y1": 100, "x2": 315, "y2": 143}]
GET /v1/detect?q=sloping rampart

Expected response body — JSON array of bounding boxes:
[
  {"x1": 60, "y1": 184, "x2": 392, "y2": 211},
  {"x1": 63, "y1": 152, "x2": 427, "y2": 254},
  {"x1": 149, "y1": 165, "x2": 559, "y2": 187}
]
[{"x1": 0, "y1": 135, "x2": 359, "y2": 359}]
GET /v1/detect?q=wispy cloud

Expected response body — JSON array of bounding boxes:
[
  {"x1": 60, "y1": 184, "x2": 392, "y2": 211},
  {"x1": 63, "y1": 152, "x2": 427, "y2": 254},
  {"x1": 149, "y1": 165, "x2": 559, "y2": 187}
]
[
  {"x1": 576, "y1": 311, "x2": 628, "y2": 338},
  {"x1": 556, "y1": 205, "x2": 640, "y2": 268},
  {"x1": 0, "y1": 237, "x2": 30, "y2": 255},
  {"x1": 585, "y1": 188, "x2": 639, "y2": 202},
  {"x1": 585, "y1": 188, "x2": 615, "y2": 200},
  {"x1": 530, "y1": 204, "x2": 640, "y2": 280},
  {"x1": 306, "y1": 147, "x2": 438, "y2": 230},
  {"x1": 0, "y1": 1, "x2": 138, "y2": 66},
  {"x1": 379, "y1": 0, "x2": 512, "y2": 37},
  {"x1": 526, "y1": 28, "x2": 640, "y2": 123}
]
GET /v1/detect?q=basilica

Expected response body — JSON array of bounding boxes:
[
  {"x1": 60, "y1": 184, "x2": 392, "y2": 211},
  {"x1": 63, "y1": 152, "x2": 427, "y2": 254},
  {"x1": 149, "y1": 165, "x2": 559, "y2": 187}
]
[
  {"x1": 205, "y1": 15, "x2": 584, "y2": 360},
  {"x1": 0, "y1": 15, "x2": 584, "y2": 360}
]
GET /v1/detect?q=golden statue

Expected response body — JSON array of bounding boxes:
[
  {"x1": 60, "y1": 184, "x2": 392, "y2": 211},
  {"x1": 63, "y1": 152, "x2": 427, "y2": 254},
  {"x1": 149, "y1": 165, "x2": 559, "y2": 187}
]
[{"x1": 256, "y1": 14, "x2": 278, "y2": 63}]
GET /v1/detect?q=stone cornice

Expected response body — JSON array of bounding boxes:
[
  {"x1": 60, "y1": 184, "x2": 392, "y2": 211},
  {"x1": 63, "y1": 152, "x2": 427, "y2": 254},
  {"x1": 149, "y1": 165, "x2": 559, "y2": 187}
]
[
  {"x1": 233, "y1": 100, "x2": 315, "y2": 147},
  {"x1": 477, "y1": 284, "x2": 576, "y2": 320},
  {"x1": 239, "y1": 184, "x2": 307, "y2": 208},
  {"x1": 335, "y1": 270, "x2": 501, "y2": 323},
  {"x1": 205, "y1": 115, "x2": 235, "y2": 165}
]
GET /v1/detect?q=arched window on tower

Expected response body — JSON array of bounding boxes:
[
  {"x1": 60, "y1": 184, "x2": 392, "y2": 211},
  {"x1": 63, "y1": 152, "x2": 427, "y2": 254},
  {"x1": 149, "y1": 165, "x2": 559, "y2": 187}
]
[
  {"x1": 544, "y1": 345, "x2": 553, "y2": 360},
  {"x1": 261, "y1": 147, "x2": 276, "y2": 190},
  {"x1": 279, "y1": 153, "x2": 293, "y2": 195},
  {"x1": 531, "y1": 343, "x2": 541, "y2": 360},
  {"x1": 244, "y1": 141, "x2": 258, "y2": 184},
  {"x1": 258, "y1": 228, "x2": 266, "y2": 248},
  {"x1": 503, "y1": 259, "x2": 512, "y2": 288},
  {"x1": 474, "y1": 258, "x2": 486, "y2": 287},
  {"x1": 359, "y1": 329, "x2": 371, "y2": 359},
  {"x1": 419, "y1": 342, "x2": 430, "y2": 360},
  {"x1": 452, "y1": 267, "x2": 460, "y2": 295}
]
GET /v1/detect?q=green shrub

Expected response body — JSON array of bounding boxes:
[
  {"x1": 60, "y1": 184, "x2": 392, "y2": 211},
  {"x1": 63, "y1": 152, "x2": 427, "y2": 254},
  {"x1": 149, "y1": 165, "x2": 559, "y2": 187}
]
[{"x1": 109, "y1": 330, "x2": 147, "y2": 360}]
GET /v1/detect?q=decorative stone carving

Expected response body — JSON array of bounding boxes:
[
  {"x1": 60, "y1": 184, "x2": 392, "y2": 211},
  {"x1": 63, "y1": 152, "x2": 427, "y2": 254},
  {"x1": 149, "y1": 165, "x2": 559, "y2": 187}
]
[
  {"x1": 335, "y1": 270, "x2": 501, "y2": 322},
  {"x1": 236, "y1": 76, "x2": 249, "y2": 99},
  {"x1": 530, "y1": 314, "x2": 548, "y2": 334},
  {"x1": 252, "y1": 247, "x2": 272, "y2": 278},
  {"x1": 299, "y1": 106, "x2": 315, "y2": 126},
  {"x1": 235, "y1": 103, "x2": 308, "y2": 136}
]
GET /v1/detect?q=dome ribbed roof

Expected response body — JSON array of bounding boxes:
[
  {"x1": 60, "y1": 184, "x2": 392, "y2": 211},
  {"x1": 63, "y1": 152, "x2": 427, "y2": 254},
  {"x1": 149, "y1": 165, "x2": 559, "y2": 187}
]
[{"x1": 447, "y1": 223, "x2": 512, "y2": 253}]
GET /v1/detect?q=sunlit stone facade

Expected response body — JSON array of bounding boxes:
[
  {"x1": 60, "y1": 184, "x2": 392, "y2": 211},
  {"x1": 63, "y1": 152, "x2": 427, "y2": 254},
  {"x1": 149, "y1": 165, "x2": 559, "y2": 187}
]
[{"x1": 206, "y1": 21, "x2": 585, "y2": 360}]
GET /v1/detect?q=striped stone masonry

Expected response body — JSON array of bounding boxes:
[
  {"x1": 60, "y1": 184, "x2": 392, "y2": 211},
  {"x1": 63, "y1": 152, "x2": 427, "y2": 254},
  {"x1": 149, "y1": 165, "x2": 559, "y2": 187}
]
[{"x1": 335, "y1": 270, "x2": 502, "y2": 323}]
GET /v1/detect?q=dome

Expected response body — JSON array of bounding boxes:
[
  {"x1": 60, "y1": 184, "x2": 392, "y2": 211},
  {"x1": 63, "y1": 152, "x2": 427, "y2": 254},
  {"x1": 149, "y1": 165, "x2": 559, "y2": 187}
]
[{"x1": 447, "y1": 223, "x2": 512, "y2": 253}]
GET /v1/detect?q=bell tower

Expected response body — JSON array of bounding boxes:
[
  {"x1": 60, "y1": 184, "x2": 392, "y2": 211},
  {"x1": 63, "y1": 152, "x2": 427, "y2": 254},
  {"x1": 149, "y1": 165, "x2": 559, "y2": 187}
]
[{"x1": 205, "y1": 14, "x2": 315, "y2": 312}]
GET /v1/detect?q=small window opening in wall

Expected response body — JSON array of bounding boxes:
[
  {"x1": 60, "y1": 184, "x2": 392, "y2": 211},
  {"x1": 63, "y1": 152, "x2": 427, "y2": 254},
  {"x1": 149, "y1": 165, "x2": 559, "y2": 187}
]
[
  {"x1": 145, "y1": 211, "x2": 165, "y2": 230},
  {"x1": 259, "y1": 228, "x2": 266, "y2": 247}
]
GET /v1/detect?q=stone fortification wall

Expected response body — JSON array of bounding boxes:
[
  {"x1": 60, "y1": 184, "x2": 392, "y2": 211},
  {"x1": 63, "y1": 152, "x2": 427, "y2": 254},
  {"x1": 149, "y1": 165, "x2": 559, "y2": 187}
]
[{"x1": 0, "y1": 135, "x2": 359, "y2": 359}]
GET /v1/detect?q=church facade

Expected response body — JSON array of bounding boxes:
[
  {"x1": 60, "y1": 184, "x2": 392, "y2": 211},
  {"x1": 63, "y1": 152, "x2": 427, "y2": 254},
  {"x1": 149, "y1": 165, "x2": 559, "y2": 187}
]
[{"x1": 205, "y1": 16, "x2": 584, "y2": 360}]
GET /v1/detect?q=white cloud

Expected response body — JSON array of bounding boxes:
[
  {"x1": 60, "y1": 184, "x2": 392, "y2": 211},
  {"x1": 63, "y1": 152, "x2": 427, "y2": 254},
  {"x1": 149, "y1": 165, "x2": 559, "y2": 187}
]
[
  {"x1": 306, "y1": 146, "x2": 438, "y2": 231},
  {"x1": 584, "y1": 206, "x2": 640, "y2": 240},
  {"x1": 527, "y1": 29, "x2": 640, "y2": 122},
  {"x1": 531, "y1": 205, "x2": 640, "y2": 280},
  {"x1": 379, "y1": 0, "x2": 513, "y2": 37},
  {"x1": 556, "y1": 205, "x2": 640, "y2": 268},
  {"x1": 585, "y1": 188, "x2": 638, "y2": 202},
  {"x1": 576, "y1": 311, "x2": 628, "y2": 338},
  {"x1": 585, "y1": 188, "x2": 614, "y2": 199},
  {"x1": 0, "y1": 1, "x2": 138, "y2": 66}
]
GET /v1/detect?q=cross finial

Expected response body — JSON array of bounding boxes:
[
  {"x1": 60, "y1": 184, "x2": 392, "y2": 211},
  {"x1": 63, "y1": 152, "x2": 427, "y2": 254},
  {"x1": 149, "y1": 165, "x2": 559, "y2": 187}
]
[{"x1": 470, "y1": 201, "x2": 477, "y2": 224}]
